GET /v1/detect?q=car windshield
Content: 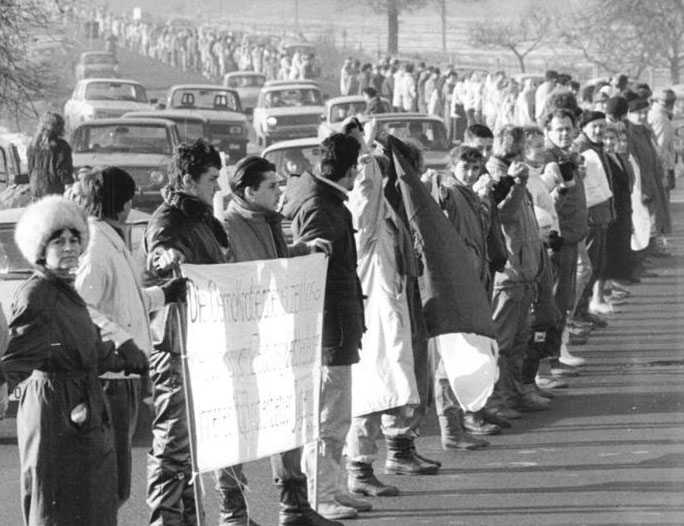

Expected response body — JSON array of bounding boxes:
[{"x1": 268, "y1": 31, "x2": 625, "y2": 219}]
[
  {"x1": 264, "y1": 145, "x2": 321, "y2": 179},
  {"x1": 170, "y1": 89, "x2": 240, "y2": 111},
  {"x1": 85, "y1": 82, "x2": 147, "y2": 102},
  {"x1": 72, "y1": 124, "x2": 172, "y2": 154},
  {"x1": 378, "y1": 120, "x2": 449, "y2": 151},
  {"x1": 83, "y1": 54, "x2": 116, "y2": 65},
  {"x1": 171, "y1": 119, "x2": 206, "y2": 142},
  {"x1": 330, "y1": 101, "x2": 366, "y2": 123},
  {"x1": 0, "y1": 231, "x2": 32, "y2": 274},
  {"x1": 226, "y1": 75, "x2": 265, "y2": 89},
  {"x1": 263, "y1": 88, "x2": 322, "y2": 108}
]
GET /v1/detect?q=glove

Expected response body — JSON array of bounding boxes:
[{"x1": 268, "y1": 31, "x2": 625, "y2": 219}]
[
  {"x1": 546, "y1": 231, "x2": 564, "y2": 253},
  {"x1": 558, "y1": 161, "x2": 575, "y2": 182},
  {"x1": 117, "y1": 340, "x2": 149, "y2": 376},
  {"x1": 161, "y1": 277, "x2": 188, "y2": 304}
]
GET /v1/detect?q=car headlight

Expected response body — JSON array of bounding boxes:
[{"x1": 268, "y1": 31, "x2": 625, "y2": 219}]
[
  {"x1": 229, "y1": 125, "x2": 244, "y2": 135},
  {"x1": 149, "y1": 170, "x2": 165, "y2": 184},
  {"x1": 266, "y1": 117, "x2": 278, "y2": 127}
]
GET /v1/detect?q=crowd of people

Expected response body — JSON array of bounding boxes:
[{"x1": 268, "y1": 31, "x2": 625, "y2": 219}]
[
  {"x1": 0, "y1": 66, "x2": 677, "y2": 525},
  {"x1": 72, "y1": 5, "x2": 319, "y2": 82}
]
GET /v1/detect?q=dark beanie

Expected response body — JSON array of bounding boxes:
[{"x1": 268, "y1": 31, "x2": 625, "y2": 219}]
[
  {"x1": 624, "y1": 90, "x2": 649, "y2": 112},
  {"x1": 606, "y1": 96, "x2": 629, "y2": 119},
  {"x1": 580, "y1": 110, "x2": 606, "y2": 128}
]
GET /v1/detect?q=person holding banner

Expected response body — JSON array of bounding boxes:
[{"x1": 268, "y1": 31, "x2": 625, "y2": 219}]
[
  {"x1": 73, "y1": 166, "x2": 187, "y2": 512},
  {"x1": 143, "y1": 139, "x2": 229, "y2": 526},
  {"x1": 283, "y1": 134, "x2": 365, "y2": 521},
  {"x1": 214, "y1": 154, "x2": 339, "y2": 526}
]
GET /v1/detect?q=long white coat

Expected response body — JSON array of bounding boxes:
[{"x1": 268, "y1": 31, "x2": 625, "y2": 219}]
[
  {"x1": 76, "y1": 218, "x2": 165, "y2": 379},
  {"x1": 347, "y1": 157, "x2": 419, "y2": 417}
]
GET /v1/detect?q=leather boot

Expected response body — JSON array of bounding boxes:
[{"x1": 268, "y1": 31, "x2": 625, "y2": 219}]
[
  {"x1": 347, "y1": 461, "x2": 399, "y2": 497},
  {"x1": 218, "y1": 488, "x2": 261, "y2": 526},
  {"x1": 438, "y1": 412, "x2": 489, "y2": 450},
  {"x1": 516, "y1": 384, "x2": 551, "y2": 412},
  {"x1": 463, "y1": 410, "x2": 502, "y2": 436},
  {"x1": 278, "y1": 480, "x2": 344, "y2": 526},
  {"x1": 384, "y1": 436, "x2": 440, "y2": 475}
]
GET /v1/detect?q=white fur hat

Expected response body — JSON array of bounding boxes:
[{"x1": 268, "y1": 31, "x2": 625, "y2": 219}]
[{"x1": 15, "y1": 195, "x2": 89, "y2": 264}]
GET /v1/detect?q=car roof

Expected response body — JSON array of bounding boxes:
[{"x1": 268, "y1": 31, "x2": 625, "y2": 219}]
[
  {"x1": 326, "y1": 95, "x2": 365, "y2": 105},
  {"x1": 359, "y1": 112, "x2": 443, "y2": 123},
  {"x1": 169, "y1": 84, "x2": 238, "y2": 92},
  {"x1": 72, "y1": 117, "x2": 178, "y2": 128},
  {"x1": 81, "y1": 51, "x2": 114, "y2": 57},
  {"x1": 264, "y1": 80, "x2": 320, "y2": 88},
  {"x1": 262, "y1": 137, "x2": 320, "y2": 155},
  {"x1": 0, "y1": 207, "x2": 151, "y2": 226},
  {"x1": 122, "y1": 110, "x2": 209, "y2": 122},
  {"x1": 79, "y1": 78, "x2": 142, "y2": 85}
]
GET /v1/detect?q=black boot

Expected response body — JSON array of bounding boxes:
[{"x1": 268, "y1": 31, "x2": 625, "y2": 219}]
[
  {"x1": 409, "y1": 439, "x2": 442, "y2": 468},
  {"x1": 348, "y1": 461, "x2": 399, "y2": 496},
  {"x1": 218, "y1": 488, "x2": 260, "y2": 526},
  {"x1": 384, "y1": 436, "x2": 440, "y2": 475},
  {"x1": 278, "y1": 480, "x2": 343, "y2": 526}
]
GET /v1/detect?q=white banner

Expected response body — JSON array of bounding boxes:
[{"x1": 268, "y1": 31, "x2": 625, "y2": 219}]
[{"x1": 182, "y1": 254, "x2": 327, "y2": 473}]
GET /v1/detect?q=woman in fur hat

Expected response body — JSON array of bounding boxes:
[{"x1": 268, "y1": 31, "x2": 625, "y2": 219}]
[{"x1": 0, "y1": 196, "x2": 146, "y2": 526}]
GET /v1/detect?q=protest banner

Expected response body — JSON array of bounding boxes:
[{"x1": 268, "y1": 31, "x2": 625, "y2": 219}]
[{"x1": 181, "y1": 253, "x2": 327, "y2": 473}]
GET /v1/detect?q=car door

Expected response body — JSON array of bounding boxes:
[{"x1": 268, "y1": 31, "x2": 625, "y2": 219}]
[{"x1": 0, "y1": 146, "x2": 8, "y2": 192}]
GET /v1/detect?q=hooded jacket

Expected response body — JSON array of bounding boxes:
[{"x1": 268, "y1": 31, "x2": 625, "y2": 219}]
[{"x1": 282, "y1": 171, "x2": 364, "y2": 366}]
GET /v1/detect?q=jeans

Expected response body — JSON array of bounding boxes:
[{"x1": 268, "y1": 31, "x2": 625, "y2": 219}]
[{"x1": 302, "y1": 365, "x2": 352, "y2": 503}]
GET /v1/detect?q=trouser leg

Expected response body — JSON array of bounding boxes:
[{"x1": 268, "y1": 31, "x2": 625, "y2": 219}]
[
  {"x1": 302, "y1": 365, "x2": 351, "y2": 505},
  {"x1": 572, "y1": 240, "x2": 593, "y2": 318},
  {"x1": 101, "y1": 377, "x2": 141, "y2": 507},
  {"x1": 147, "y1": 350, "x2": 198, "y2": 526},
  {"x1": 346, "y1": 412, "x2": 382, "y2": 465}
]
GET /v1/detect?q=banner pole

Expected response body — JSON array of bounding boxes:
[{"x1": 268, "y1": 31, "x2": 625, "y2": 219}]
[
  {"x1": 175, "y1": 268, "x2": 205, "y2": 526},
  {"x1": 311, "y1": 360, "x2": 322, "y2": 511}
]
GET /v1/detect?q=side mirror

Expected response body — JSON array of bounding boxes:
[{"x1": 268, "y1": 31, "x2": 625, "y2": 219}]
[
  {"x1": 244, "y1": 107, "x2": 254, "y2": 117},
  {"x1": 320, "y1": 113, "x2": 326, "y2": 122}
]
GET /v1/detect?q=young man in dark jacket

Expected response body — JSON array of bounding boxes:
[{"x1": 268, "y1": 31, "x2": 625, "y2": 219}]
[
  {"x1": 144, "y1": 139, "x2": 229, "y2": 526},
  {"x1": 282, "y1": 133, "x2": 365, "y2": 521},
  {"x1": 216, "y1": 155, "x2": 339, "y2": 526}
]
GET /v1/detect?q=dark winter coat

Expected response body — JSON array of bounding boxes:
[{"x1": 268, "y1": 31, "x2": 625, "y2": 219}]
[
  {"x1": 27, "y1": 139, "x2": 74, "y2": 199},
  {"x1": 282, "y1": 171, "x2": 364, "y2": 366}
]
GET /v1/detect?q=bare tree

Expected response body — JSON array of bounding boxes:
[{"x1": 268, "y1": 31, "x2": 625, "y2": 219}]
[
  {"x1": 364, "y1": 0, "x2": 428, "y2": 54},
  {"x1": 0, "y1": 0, "x2": 65, "y2": 123},
  {"x1": 469, "y1": 8, "x2": 552, "y2": 73},
  {"x1": 558, "y1": 0, "x2": 684, "y2": 84}
]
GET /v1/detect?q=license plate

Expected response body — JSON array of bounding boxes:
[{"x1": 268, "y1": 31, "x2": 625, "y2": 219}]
[{"x1": 228, "y1": 144, "x2": 241, "y2": 150}]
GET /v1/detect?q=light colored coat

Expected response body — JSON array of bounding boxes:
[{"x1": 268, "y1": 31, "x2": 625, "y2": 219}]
[
  {"x1": 648, "y1": 103, "x2": 676, "y2": 171},
  {"x1": 347, "y1": 157, "x2": 419, "y2": 417},
  {"x1": 76, "y1": 218, "x2": 165, "y2": 379}
]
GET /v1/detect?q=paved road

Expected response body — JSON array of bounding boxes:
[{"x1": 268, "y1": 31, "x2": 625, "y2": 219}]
[
  {"x1": 2, "y1": 36, "x2": 684, "y2": 526},
  {"x1": 2, "y1": 196, "x2": 682, "y2": 525}
]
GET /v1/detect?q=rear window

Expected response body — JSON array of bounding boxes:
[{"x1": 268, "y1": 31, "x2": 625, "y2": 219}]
[
  {"x1": 170, "y1": 89, "x2": 240, "y2": 112},
  {"x1": 85, "y1": 82, "x2": 146, "y2": 102},
  {"x1": 378, "y1": 120, "x2": 449, "y2": 151},
  {"x1": 72, "y1": 124, "x2": 172, "y2": 155}
]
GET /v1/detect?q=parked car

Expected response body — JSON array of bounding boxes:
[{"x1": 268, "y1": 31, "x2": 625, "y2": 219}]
[
  {"x1": 318, "y1": 95, "x2": 392, "y2": 138},
  {"x1": 253, "y1": 82, "x2": 325, "y2": 147},
  {"x1": 64, "y1": 78, "x2": 151, "y2": 131},
  {"x1": 359, "y1": 113, "x2": 451, "y2": 170},
  {"x1": 165, "y1": 84, "x2": 248, "y2": 163},
  {"x1": 223, "y1": 71, "x2": 266, "y2": 112},
  {"x1": 75, "y1": 51, "x2": 119, "y2": 80},
  {"x1": 123, "y1": 110, "x2": 212, "y2": 146},
  {"x1": 0, "y1": 141, "x2": 27, "y2": 190},
  {"x1": 669, "y1": 84, "x2": 684, "y2": 159},
  {"x1": 70, "y1": 118, "x2": 181, "y2": 213},
  {"x1": 0, "y1": 206, "x2": 151, "y2": 415}
]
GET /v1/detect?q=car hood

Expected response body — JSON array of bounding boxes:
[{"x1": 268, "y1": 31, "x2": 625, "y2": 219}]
[
  {"x1": 73, "y1": 152, "x2": 171, "y2": 167},
  {"x1": 259, "y1": 105, "x2": 325, "y2": 116},
  {"x1": 424, "y1": 150, "x2": 450, "y2": 169},
  {"x1": 168, "y1": 108, "x2": 247, "y2": 122}
]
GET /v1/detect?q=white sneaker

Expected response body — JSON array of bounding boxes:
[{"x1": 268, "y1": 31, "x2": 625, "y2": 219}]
[
  {"x1": 317, "y1": 500, "x2": 359, "y2": 520},
  {"x1": 559, "y1": 354, "x2": 586, "y2": 367},
  {"x1": 589, "y1": 301, "x2": 614, "y2": 315},
  {"x1": 335, "y1": 492, "x2": 372, "y2": 511}
]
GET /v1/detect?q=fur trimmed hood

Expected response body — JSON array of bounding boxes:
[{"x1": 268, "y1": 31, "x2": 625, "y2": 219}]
[{"x1": 15, "y1": 195, "x2": 89, "y2": 264}]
